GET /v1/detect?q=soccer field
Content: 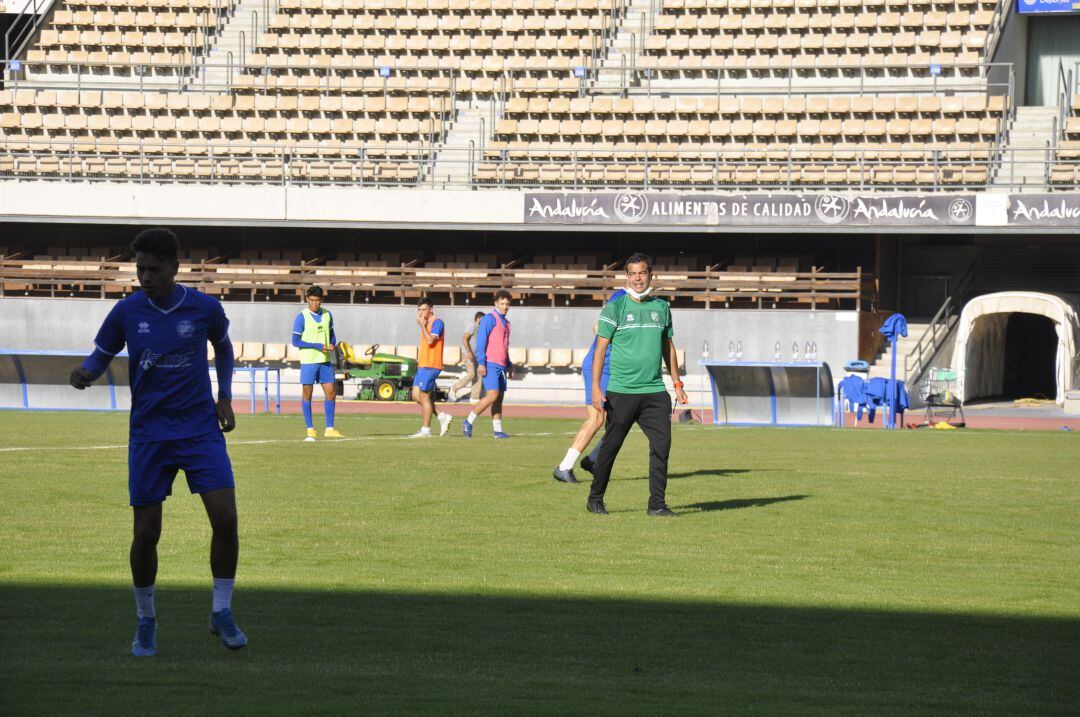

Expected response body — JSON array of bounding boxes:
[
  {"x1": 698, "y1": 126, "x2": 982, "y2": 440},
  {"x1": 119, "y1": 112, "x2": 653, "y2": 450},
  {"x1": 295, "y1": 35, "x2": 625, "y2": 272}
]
[{"x1": 1, "y1": 412, "x2": 1078, "y2": 715}]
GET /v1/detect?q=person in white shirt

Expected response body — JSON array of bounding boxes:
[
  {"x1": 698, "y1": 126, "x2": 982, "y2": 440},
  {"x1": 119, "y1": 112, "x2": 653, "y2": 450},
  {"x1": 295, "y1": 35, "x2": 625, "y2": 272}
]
[{"x1": 451, "y1": 312, "x2": 485, "y2": 402}]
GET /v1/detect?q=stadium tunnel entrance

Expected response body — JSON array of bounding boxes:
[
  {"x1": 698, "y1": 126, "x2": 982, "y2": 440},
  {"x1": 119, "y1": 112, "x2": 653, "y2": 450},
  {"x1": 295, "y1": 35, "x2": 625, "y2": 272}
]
[{"x1": 954, "y1": 292, "x2": 1080, "y2": 405}]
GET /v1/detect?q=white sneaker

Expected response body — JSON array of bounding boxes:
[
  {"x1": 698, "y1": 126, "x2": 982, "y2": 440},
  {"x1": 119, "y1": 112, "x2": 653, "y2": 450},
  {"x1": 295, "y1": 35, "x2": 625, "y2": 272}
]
[
  {"x1": 406, "y1": 431, "x2": 432, "y2": 439},
  {"x1": 438, "y1": 412, "x2": 453, "y2": 436}
]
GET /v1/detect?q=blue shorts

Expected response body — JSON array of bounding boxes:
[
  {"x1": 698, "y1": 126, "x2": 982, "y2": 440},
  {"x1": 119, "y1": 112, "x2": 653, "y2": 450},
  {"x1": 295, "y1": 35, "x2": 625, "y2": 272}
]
[
  {"x1": 584, "y1": 373, "x2": 610, "y2": 406},
  {"x1": 414, "y1": 367, "x2": 441, "y2": 393},
  {"x1": 128, "y1": 432, "x2": 234, "y2": 507},
  {"x1": 300, "y1": 362, "x2": 335, "y2": 385},
  {"x1": 482, "y1": 363, "x2": 508, "y2": 392}
]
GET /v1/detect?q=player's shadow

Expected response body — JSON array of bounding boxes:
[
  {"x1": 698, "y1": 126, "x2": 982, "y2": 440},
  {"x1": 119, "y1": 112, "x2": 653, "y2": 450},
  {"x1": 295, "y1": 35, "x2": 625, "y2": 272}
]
[
  {"x1": 677, "y1": 494, "x2": 811, "y2": 513},
  {"x1": 614, "y1": 468, "x2": 753, "y2": 482}
]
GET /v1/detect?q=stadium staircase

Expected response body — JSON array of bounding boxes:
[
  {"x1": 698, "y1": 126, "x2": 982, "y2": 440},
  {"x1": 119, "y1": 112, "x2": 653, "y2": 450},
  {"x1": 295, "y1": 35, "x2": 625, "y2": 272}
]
[
  {"x1": 591, "y1": 0, "x2": 656, "y2": 92},
  {"x1": 197, "y1": 0, "x2": 270, "y2": 89},
  {"x1": 867, "y1": 321, "x2": 933, "y2": 383},
  {"x1": 994, "y1": 105, "x2": 1061, "y2": 188},
  {"x1": 430, "y1": 100, "x2": 493, "y2": 187}
]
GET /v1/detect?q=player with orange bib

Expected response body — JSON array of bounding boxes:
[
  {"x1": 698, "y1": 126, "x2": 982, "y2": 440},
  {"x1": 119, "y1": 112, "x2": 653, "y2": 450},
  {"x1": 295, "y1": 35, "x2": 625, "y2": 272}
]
[{"x1": 408, "y1": 296, "x2": 453, "y2": 438}]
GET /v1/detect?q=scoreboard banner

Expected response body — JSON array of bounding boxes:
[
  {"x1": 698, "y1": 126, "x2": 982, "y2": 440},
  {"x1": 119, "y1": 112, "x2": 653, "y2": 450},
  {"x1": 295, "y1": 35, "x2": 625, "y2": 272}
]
[{"x1": 524, "y1": 192, "x2": 977, "y2": 227}]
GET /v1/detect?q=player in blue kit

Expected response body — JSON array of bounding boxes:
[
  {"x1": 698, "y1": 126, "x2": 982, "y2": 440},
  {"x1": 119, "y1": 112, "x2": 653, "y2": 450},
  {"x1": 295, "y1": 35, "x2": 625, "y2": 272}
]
[
  {"x1": 70, "y1": 228, "x2": 247, "y2": 657},
  {"x1": 551, "y1": 289, "x2": 626, "y2": 483}
]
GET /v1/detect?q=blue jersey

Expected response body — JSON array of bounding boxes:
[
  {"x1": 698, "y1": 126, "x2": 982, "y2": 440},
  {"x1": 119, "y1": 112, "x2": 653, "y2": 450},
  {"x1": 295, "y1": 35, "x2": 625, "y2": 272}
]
[
  {"x1": 86, "y1": 285, "x2": 232, "y2": 443},
  {"x1": 581, "y1": 289, "x2": 628, "y2": 377}
]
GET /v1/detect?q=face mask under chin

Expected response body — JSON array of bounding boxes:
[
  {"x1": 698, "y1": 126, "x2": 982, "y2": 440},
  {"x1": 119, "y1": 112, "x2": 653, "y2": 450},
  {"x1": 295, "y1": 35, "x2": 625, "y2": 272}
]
[{"x1": 625, "y1": 285, "x2": 653, "y2": 300}]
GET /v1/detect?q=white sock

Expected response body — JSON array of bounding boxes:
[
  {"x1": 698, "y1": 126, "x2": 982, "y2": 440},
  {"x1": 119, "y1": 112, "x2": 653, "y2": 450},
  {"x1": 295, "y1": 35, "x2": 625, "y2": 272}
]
[
  {"x1": 420, "y1": 426, "x2": 431, "y2": 435},
  {"x1": 134, "y1": 584, "x2": 156, "y2": 619},
  {"x1": 467, "y1": 411, "x2": 478, "y2": 424},
  {"x1": 559, "y1": 448, "x2": 581, "y2": 472},
  {"x1": 212, "y1": 578, "x2": 234, "y2": 613},
  {"x1": 492, "y1": 419, "x2": 503, "y2": 433}
]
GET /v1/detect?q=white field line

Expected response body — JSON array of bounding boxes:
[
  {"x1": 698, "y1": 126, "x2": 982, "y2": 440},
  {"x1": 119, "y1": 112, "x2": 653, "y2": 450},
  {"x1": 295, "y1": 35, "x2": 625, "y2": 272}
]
[{"x1": 0, "y1": 431, "x2": 573, "y2": 453}]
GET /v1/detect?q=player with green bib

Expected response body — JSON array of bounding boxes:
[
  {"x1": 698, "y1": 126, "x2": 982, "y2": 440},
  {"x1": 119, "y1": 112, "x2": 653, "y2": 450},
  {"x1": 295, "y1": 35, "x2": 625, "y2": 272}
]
[{"x1": 292, "y1": 286, "x2": 343, "y2": 440}]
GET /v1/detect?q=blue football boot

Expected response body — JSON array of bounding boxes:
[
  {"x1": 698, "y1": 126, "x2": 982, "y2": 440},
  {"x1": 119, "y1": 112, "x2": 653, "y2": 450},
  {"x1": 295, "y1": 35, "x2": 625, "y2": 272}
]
[
  {"x1": 462, "y1": 420, "x2": 473, "y2": 438},
  {"x1": 493, "y1": 431, "x2": 510, "y2": 439},
  {"x1": 131, "y1": 616, "x2": 157, "y2": 657},
  {"x1": 210, "y1": 608, "x2": 248, "y2": 651}
]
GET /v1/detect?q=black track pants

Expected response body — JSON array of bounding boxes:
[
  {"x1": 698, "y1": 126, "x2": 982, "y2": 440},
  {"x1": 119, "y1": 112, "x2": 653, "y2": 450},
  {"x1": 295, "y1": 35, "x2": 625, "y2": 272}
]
[{"x1": 588, "y1": 390, "x2": 672, "y2": 510}]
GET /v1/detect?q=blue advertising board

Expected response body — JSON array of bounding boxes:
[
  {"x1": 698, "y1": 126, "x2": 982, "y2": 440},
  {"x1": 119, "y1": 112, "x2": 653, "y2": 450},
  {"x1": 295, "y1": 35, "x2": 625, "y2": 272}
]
[{"x1": 1017, "y1": 0, "x2": 1079, "y2": 14}]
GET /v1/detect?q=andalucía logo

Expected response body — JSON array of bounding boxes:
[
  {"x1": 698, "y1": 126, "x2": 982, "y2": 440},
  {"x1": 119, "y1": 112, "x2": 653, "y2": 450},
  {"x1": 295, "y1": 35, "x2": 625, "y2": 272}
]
[
  {"x1": 948, "y1": 198, "x2": 973, "y2": 222},
  {"x1": 176, "y1": 320, "x2": 195, "y2": 339},
  {"x1": 614, "y1": 192, "x2": 649, "y2": 223},
  {"x1": 814, "y1": 194, "x2": 850, "y2": 224}
]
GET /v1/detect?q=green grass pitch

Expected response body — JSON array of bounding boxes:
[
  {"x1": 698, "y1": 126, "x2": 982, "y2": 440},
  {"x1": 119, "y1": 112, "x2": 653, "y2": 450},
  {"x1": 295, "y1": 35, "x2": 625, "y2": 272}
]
[{"x1": 1, "y1": 412, "x2": 1078, "y2": 715}]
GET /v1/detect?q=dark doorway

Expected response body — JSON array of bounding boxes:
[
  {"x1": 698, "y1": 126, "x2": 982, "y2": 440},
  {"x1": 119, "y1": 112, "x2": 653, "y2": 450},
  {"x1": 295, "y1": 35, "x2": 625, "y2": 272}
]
[{"x1": 1002, "y1": 314, "x2": 1057, "y2": 399}]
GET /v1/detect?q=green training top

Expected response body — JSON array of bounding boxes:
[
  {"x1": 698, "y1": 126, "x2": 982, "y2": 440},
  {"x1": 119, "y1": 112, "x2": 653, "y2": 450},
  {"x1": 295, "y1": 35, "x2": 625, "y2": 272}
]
[{"x1": 596, "y1": 293, "x2": 674, "y2": 394}]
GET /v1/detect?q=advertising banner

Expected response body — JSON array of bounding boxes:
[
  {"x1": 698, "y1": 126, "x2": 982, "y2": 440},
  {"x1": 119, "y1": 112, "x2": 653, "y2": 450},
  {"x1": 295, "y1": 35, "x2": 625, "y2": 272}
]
[
  {"x1": 1016, "y1": 0, "x2": 1079, "y2": 15},
  {"x1": 524, "y1": 192, "x2": 977, "y2": 227},
  {"x1": 1007, "y1": 194, "x2": 1080, "y2": 225}
]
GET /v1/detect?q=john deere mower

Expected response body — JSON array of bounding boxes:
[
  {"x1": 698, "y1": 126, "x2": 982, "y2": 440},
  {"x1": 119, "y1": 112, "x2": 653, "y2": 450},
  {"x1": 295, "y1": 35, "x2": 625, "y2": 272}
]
[{"x1": 336, "y1": 342, "x2": 417, "y2": 401}]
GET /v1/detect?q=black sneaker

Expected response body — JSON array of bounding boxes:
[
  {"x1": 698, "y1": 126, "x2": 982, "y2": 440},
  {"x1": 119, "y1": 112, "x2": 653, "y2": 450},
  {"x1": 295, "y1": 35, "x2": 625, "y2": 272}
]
[
  {"x1": 647, "y1": 506, "x2": 677, "y2": 517},
  {"x1": 552, "y1": 467, "x2": 579, "y2": 484},
  {"x1": 580, "y1": 455, "x2": 595, "y2": 474},
  {"x1": 586, "y1": 500, "x2": 608, "y2": 515}
]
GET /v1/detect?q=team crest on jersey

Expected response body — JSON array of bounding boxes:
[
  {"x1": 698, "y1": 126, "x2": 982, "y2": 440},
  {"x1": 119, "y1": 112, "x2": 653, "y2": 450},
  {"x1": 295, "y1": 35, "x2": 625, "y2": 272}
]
[
  {"x1": 176, "y1": 320, "x2": 195, "y2": 338},
  {"x1": 651, "y1": 311, "x2": 659, "y2": 322},
  {"x1": 626, "y1": 313, "x2": 635, "y2": 321},
  {"x1": 138, "y1": 321, "x2": 150, "y2": 334}
]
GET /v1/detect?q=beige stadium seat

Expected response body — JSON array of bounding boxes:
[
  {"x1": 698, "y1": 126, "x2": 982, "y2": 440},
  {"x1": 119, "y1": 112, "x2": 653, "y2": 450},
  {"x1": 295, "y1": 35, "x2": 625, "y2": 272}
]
[
  {"x1": 526, "y1": 348, "x2": 550, "y2": 369},
  {"x1": 443, "y1": 345, "x2": 462, "y2": 366},
  {"x1": 262, "y1": 343, "x2": 287, "y2": 363},
  {"x1": 396, "y1": 345, "x2": 418, "y2": 360},
  {"x1": 206, "y1": 341, "x2": 216, "y2": 363},
  {"x1": 508, "y1": 347, "x2": 528, "y2": 366},
  {"x1": 548, "y1": 348, "x2": 573, "y2": 369},
  {"x1": 571, "y1": 348, "x2": 590, "y2": 370},
  {"x1": 237, "y1": 342, "x2": 264, "y2": 363}
]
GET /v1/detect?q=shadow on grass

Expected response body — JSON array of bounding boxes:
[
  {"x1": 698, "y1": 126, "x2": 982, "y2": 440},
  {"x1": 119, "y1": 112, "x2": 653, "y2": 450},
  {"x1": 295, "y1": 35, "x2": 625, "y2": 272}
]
[
  {"x1": 1, "y1": 584, "x2": 1077, "y2": 715},
  {"x1": 615, "y1": 468, "x2": 754, "y2": 482},
  {"x1": 678, "y1": 494, "x2": 811, "y2": 513}
]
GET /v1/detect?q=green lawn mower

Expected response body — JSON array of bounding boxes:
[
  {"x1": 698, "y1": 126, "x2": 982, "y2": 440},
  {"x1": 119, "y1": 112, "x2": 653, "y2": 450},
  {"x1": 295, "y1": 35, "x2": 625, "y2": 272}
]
[{"x1": 336, "y1": 342, "x2": 448, "y2": 402}]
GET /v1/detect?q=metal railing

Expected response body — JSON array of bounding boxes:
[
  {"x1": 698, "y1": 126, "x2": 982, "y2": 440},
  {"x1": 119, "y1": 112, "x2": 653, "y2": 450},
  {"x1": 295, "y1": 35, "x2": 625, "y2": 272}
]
[
  {"x1": 0, "y1": 258, "x2": 875, "y2": 309},
  {"x1": 604, "y1": 60, "x2": 1014, "y2": 97},
  {"x1": 2, "y1": 139, "x2": 1078, "y2": 191},
  {"x1": 982, "y1": 0, "x2": 1012, "y2": 64},
  {"x1": 903, "y1": 262, "x2": 975, "y2": 385}
]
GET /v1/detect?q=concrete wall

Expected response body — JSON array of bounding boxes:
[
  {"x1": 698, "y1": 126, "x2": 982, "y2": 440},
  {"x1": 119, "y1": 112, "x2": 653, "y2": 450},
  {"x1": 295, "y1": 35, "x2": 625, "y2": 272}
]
[
  {"x1": 1, "y1": 296, "x2": 860, "y2": 382},
  {"x1": 990, "y1": 5, "x2": 1028, "y2": 104}
]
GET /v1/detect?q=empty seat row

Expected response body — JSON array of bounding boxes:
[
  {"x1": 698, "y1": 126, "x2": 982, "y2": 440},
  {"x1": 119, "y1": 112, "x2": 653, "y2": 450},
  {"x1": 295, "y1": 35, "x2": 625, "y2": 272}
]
[
  {"x1": 474, "y1": 161, "x2": 990, "y2": 186},
  {"x1": 486, "y1": 140, "x2": 995, "y2": 158},
  {"x1": 253, "y1": 33, "x2": 597, "y2": 57},
  {"x1": 651, "y1": 11, "x2": 994, "y2": 33},
  {"x1": 275, "y1": 0, "x2": 613, "y2": 12},
  {"x1": 4, "y1": 112, "x2": 444, "y2": 139},
  {"x1": 1, "y1": 135, "x2": 430, "y2": 157},
  {"x1": 664, "y1": 0, "x2": 998, "y2": 11},
  {"x1": 0, "y1": 154, "x2": 424, "y2": 183},
  {"x1": 1, "y1": 90, "x2": 452, "y2": 113},
  {"x1": 267, "y1": 12, "x2": 607, "y2": 30},
  {"x1": 493, "y1": 117, "x2": 1000, "y2": 142},
  {"x1": 504, "y1": 94, "x2": 1007, "y2": 118}
]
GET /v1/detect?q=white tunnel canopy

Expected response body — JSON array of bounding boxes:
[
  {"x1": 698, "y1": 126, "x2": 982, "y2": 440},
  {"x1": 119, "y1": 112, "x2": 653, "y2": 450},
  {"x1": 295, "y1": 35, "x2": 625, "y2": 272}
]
[{"x1": 953, "y1": 292, "x2": 1080, "y2": 405}]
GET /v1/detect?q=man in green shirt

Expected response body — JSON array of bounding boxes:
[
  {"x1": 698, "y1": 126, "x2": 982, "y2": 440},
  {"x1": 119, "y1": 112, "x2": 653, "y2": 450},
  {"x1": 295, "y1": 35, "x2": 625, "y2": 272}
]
[{"x1": 589, "y1": 253, "x2": 688, "y2": 517}]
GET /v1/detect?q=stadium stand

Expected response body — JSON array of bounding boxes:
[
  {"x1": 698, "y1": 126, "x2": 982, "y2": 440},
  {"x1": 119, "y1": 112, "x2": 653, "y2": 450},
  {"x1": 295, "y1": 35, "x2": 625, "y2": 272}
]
[
  {"x1": 5, "y1": 0, "x2": 1063, "y2": 189},
  {"x1": 637, "y1": 0, "x2": 999, "y2": 78},
  {"x1": 24, "y1": 0, "x2": 237, "y2": 78},
  {"x1": 0, "y1": 247, "x2": 873, "y2": 309}
]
